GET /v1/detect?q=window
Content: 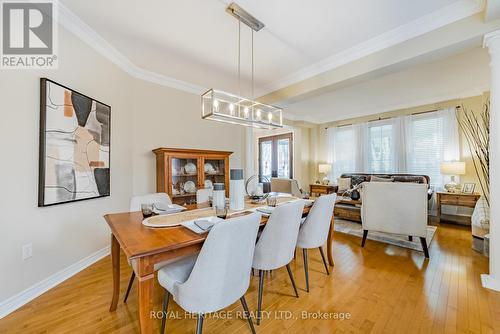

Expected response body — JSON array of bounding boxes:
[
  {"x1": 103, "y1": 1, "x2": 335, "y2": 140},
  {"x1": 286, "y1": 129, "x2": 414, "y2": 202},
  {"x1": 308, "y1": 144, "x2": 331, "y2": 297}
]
[
  {"x1": 331, "y1": 126, "x2": 356, "y2": 181},
  {"x1": 328, "y1": 108, "x2": 458, "y2": 186},
  {"x1": 367, "y1": 122, "x2": 393, "y2": 173},
  {"x1": 258, "y1": 133, "x2": 293, "y2": 179},
  {"x1": 407, "y1": 114, "x2": 445, "y2": 186}
]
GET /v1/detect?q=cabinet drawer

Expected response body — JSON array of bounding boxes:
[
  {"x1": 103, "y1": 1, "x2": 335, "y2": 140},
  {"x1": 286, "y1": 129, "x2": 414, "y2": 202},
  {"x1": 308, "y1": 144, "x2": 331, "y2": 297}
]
[
  {"x1": 457, "y1": 196, "x2": 478, "y2": 208},
  {"x1": 440, "y1": 195, "x2": 460, "y2": 205}
]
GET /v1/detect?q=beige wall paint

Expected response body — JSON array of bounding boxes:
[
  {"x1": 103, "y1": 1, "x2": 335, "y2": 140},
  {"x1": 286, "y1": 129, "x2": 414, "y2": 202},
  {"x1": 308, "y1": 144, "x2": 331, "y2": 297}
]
[
  {"x1": 130, "y1": 80, "x2": 245, "y2": 196},
  {"x1": 0, "y1": 27, "x2": 134, "y2": 302}
]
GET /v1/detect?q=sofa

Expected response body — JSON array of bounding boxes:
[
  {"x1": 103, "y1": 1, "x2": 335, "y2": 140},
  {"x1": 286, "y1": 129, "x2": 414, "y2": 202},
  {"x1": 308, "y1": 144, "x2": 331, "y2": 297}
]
[{"x1": 333, "y1": 173, "x2": 432, "y2": 222}]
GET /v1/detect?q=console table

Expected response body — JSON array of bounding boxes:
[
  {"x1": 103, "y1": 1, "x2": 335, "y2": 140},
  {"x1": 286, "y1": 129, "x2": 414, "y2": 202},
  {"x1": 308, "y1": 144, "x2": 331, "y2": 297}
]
[
  {"x1": 334, "y1": 197, "x2": 362, "y2": 223},
  {"x1": 310, "y1": 184, "x2": 337, "y2": 197},
  {"x1": 436, "y1": 191, "x2": 480, "y2": 223}
]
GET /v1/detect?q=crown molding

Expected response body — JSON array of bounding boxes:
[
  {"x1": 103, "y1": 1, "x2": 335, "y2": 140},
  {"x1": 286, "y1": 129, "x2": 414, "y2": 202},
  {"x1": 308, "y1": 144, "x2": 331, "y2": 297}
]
[
  {"x1": 56, "y1": 2, "x2": 206, "y2": 95},
  {"x1": 257, "y1": 0, "x2": 485, "y2": 97}
]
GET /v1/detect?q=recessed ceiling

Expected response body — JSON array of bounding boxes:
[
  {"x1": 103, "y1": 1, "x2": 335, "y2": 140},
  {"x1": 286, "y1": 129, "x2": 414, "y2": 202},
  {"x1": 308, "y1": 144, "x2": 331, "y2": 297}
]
[
  {"x1": 60, "y1": 0, "x2": 478, "y2": 95},
  {"x1": 284, "y1": 46, "x2": 490, "y2": 124}
]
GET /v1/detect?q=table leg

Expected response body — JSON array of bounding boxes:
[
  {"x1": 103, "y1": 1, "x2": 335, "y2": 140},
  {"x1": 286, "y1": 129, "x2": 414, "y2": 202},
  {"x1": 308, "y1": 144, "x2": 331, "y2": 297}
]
[
  {"x1": 327, "y1": 215, "x2": 335, "y2": 266},
  {"x1": 109, "y1": 234, "x2": 120, "y2": 312},
  {"x1": 138, "y1": 273, "x2": 154, "y2": 333}
]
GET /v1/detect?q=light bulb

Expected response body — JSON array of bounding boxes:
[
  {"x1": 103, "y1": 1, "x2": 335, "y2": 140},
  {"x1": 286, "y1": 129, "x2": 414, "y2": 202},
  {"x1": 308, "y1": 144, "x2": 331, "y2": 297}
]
[
  {"x1": 256, "y1": 109, "x2": 261, "y2": 120},
  {"x1": 213, "y1": 99, "x2": 219, "y2": 109},
  {"x1": 229, "y1": 103, "x2": 234, "y2": 115},
  {"x1": 244, "y1": 107, "x2": 249, "y2": 117},
  {"x1": 268, "y1": 112, "x2": 273, "y2": 122}
]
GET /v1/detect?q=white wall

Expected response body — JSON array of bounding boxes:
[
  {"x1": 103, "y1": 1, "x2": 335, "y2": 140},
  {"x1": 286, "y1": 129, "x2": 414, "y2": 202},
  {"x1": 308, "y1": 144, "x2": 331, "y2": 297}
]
[{"x1": 0, "y1": 25, "x2": 246, "y2": 307}]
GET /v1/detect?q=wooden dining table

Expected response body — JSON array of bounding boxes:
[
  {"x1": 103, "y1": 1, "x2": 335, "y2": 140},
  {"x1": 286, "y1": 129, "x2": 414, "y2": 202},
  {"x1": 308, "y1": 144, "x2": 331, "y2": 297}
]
[{"x1": 104, "y1": 197, "x2": 335, "y2": 333}]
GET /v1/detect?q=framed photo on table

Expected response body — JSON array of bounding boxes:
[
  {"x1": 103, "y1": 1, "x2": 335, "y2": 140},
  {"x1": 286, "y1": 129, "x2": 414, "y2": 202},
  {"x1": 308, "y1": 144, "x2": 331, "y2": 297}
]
[{"x1": 461, "y1": 183, "x2": 476, "y2": 194}]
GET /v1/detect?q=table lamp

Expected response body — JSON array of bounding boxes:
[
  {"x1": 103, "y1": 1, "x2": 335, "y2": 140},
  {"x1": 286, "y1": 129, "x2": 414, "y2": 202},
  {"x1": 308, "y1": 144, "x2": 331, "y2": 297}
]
[
  {"x1": 318, "y1": 164, "x2": 332, "y2": 185},
  {"x1": 440, "y1": 161, "x2": 465, "y2": 192}
]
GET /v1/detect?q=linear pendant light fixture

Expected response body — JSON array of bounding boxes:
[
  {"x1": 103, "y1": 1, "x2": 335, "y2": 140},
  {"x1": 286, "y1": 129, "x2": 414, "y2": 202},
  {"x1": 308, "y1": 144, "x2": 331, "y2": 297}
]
[{"x1": 201, "y1": 2, "x2": 283, "y2": 129}]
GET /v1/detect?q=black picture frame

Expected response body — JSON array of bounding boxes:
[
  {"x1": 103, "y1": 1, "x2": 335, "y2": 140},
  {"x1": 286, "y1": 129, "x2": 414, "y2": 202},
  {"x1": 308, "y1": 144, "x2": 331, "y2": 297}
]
[{"x1": 38, "y1": 78, "x2": 111, "y2": 207}]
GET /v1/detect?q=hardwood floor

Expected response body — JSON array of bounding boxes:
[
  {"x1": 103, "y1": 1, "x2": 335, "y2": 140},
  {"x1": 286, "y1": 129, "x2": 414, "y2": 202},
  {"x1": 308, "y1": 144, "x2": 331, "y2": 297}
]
[{"x1": 1, "y1": 223, "x2": 499, "y2": 334}]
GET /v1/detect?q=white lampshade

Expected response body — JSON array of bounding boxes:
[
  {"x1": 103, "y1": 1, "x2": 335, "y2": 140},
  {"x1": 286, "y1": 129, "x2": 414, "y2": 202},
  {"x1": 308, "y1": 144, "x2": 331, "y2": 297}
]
[
  {"x1": 440, "y1": 161, "x2": 465, "y2": 175},
  {"x1": 318, "y1": 164, "x2": 332, "y2": 174}
]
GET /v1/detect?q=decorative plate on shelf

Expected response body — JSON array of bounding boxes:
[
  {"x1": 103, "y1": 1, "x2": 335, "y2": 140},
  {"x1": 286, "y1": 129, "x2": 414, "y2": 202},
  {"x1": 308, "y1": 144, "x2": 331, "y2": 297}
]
[
  {"x1": 204, "y1": 179, "x2": 213, "y2": 189},
  {"x1": 184, "y1": 162, "x2": 197, "y2": 174},
  {"x1": 204, "y1": 163, "x2": 215, "y2": 173},
  {"x1": 183, "y1": 180, "x2": 197, "y2": 193}
]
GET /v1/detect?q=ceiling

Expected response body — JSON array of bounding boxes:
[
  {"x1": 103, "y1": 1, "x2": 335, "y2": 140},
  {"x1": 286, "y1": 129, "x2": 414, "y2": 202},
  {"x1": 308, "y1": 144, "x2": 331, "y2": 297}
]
[
  {"x1": 284, "y1": 46, "x2": 490, "y2": 123},
  {"x1": 59, "y1": 0, "x2": 478, "y2": 94}
]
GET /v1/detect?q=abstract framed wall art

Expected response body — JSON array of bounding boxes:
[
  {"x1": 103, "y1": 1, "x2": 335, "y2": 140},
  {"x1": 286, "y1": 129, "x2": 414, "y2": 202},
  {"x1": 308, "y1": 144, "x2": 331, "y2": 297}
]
[{"x1": 38, "y1": 78, "x2": 111, "y2": 206}]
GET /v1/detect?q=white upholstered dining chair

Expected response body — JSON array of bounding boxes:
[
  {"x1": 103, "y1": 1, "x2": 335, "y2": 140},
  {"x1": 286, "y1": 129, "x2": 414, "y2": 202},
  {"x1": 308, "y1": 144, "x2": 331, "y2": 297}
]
[
  {"x1": 361, "y1": 182, "x2": 430, "y2": 258},
  {"x1": 296, "y1": 193, "x2": 336, "y2": 292},
  {"x1": 158, "y1": 213, "x2": 261, "y2": 334},
  {"x1": 196, "y1": 188, "x2": 212, "y2": 204},
  {"x1": 124, "y1": 192, "x2": 174, "y2": 303},
  {"x1": 252, "y1": 200, "x2": 305, "y2": 325}
]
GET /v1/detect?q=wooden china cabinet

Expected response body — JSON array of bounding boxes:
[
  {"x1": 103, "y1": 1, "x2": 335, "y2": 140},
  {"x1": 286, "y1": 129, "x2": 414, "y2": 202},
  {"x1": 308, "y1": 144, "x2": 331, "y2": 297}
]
[{"x1": 153, "y1": 148, "x2": 232, "y2": 205}]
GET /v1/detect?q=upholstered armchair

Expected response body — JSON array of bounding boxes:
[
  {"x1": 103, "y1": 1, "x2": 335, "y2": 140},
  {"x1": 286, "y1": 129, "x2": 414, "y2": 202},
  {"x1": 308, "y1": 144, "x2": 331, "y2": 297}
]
[
  {"x1": 360, "y1": 182, "x2": 430, "y2": 258},
  {"x1": 270, "y1": 178, "x2": 303, "y2": 197}
]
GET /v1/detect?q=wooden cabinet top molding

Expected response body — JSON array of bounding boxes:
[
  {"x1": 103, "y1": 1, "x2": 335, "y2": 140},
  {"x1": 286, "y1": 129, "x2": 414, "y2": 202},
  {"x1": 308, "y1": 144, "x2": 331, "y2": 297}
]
[{"x1": 153, "y1": 147, "x2": 233, "y2": 156}]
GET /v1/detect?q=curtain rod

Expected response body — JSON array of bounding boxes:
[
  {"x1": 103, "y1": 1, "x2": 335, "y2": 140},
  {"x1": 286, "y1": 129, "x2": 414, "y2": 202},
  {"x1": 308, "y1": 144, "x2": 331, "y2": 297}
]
[{"x1": 325, "y1": 105, "x2": 461, "y2": 129}]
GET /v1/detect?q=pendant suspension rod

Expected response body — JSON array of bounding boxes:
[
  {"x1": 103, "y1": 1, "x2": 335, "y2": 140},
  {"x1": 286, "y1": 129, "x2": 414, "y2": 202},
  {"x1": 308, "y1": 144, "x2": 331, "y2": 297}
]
[
  {"x1": 238, "y1": 19, "x2": 241, "y2": 97},
  {"x1": 252, "y1": 28, "x2": 254, "y2": 99}
]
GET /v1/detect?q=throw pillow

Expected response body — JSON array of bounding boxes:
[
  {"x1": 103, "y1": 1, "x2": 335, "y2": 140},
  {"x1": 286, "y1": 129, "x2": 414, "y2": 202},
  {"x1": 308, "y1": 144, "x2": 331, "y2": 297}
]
[
  {"x1": 370, "y1": 176, "x2": 394, "y2": 182},
  {"x1": 337, "y1": 177, "x2": 351, "y2": 192},
  {"x1": 351, "y1": 176, "x2": 366, "y2": 186}
]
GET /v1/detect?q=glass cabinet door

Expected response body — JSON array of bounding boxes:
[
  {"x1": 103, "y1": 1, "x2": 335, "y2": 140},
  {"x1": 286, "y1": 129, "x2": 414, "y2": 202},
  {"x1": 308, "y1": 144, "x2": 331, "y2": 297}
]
[
  {"x1": 202, "y1": 159, "x2": 226, "y2": 191},
  {"x1": 171, "y1": 157, "x2": 198, "y2": 204}
]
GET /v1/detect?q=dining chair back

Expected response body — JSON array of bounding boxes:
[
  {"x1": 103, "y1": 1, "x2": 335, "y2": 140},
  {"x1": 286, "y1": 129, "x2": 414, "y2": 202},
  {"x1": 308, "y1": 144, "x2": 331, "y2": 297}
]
[
  {"x1": 124, "y1": 192, "x2": 172, "y2": 303},
  {"x1": 130, "y1": 192, "x2": 171, "y2": 211},
  {"x1": 296, "y1": 194, "x2": 336, "y2": 291},
  {"x1": 297, "y1": 194, "x2": 336, "y2": 249},
  {"x1": 196, "y1": 188, "x2": 212, "y2": 204},
  {"x1": 175, "y1": 212, "x2": 261, "y2": 314},
  {"x1": 253, "y1": 200, "x2": 305, "y2": 270},
  {"x1": 252, "y1": 199, "x2": 305, "y2": 325},
  {"x1": 158, "y1": 213, "x2": 261, "y2": 333}
]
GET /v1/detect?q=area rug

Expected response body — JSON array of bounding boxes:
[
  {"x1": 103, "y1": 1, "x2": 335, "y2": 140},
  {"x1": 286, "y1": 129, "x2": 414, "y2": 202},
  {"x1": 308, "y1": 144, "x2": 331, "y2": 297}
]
[{"x1": 334, "y1": 219, "x2": 437, "y2": 252}]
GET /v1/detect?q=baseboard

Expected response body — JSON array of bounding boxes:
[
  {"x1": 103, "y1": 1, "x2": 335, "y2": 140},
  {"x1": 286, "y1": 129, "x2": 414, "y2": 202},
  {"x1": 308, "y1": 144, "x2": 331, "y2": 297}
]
[
  {"x1": 0, "y1": 245, "x2": 110, "y2": 319},
  {"x1": 481, "y1": 274, "x2": 500, "y2": 292}
]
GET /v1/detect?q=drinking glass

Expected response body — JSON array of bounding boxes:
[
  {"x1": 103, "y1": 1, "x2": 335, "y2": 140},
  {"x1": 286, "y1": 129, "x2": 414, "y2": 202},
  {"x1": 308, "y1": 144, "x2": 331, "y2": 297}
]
[
  {"x1": 141, "y1": 203, "x2": 153, "y2": 218},
  {"x1": 266, "y1": 195, "x2": 277, "y2": 207},
  {"x1": 215, "y1": 205, "x2": 227, "y2": 219}
]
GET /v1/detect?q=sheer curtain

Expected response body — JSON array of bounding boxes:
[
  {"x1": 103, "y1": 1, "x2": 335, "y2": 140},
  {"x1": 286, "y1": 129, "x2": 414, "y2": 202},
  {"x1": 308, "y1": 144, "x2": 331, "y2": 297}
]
[
  {"x1": 327, "y1": 125, "x2": 363, "y2": 181},
  {"x1": 405, "y1": 107, "x2": 459, "y2": 187},
  {"x1": 327, "y1": 107, "x2": 459, "y2": 189}
]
